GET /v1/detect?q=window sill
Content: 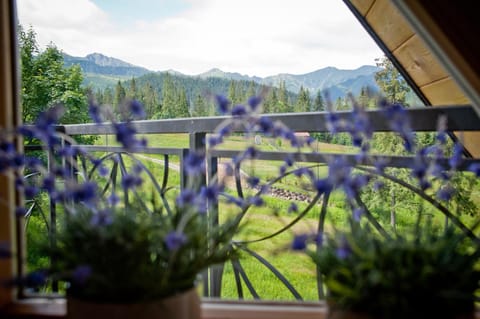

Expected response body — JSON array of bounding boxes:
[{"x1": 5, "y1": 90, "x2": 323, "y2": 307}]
[
  {"x1": 4, "y1": 298, "x2": 480, "y2": 319},
  {"x1": 0, "y1": 298, "x2": 327, "y2": 319}
]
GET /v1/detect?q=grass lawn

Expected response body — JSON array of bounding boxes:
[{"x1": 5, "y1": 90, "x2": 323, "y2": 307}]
[{"x1": 81, "y1": 132, "x2": 480, "y2": 301}]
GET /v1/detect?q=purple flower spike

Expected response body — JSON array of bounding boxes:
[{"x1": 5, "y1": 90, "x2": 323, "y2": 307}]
[
  {"x1": 184, "y1": 152, "x2": 205, "y2": 175},
  {"x1": 165, "y1": 231, "x2": 187, "y2": 251},
  {"x1": 231, "y1": 104, "x2": 247, "y2": 117},
  {"x1": 121, "y1": 174, "x2": 143, "y2": 190},
  {"x1": 215, "y1": 95, "x2": 231, "y2": 114},
  {"x1": 336, "y1": 237, "x2": 352, "y2": 259},
  {"x1": 353, "y1": 208, "x2": 364, "y2": 221},
  {"x1": 248, "y1": 96, "x2": 262, "y2": 110},
  {"x1": 129, "y1": 100, "x2": 146, "y2": 119},
  {"x1": 288, "y1": 203, "x2": 298, "y2": 214},
  {"x1": 468, "y1": 163, "x2": 480, "y2": 176},
  {"x1": 90, "y1": 209, "x2": 113, "y2": 226},
  {"x1": 88, "y1": 102, "x2": 102, "y2": 124},
  {"x1": 437, "y1": 186, "x2": 455, "y2": 201},
  {"x1": 292, "y1": 234, "x2": 309, "y2": 251},
  {"x1": 176, "y1": 189, "x2": 196, "y2": 207},
  {"x1": 72, "y1": 265, "x2": 92, "y2": 285}
]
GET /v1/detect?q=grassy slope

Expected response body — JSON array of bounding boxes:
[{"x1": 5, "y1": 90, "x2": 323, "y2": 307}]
[{"x1": 91, "y1": 133, "x2": 480, "y2": 301}]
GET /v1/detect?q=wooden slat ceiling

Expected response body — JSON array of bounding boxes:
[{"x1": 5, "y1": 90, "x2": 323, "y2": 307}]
[{"x1": 346, "y1": 0, "x2": 480, "y2": 157}]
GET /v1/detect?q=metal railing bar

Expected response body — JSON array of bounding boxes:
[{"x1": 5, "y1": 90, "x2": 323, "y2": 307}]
[
  {"x1": 210, "y1": 150, "x2": 480, "y2": 170},
  {"x1": 58, "y1": 105, "x2": 479, "y2": 135},
  {"x1": 78, "y1": 145, "x2": 184, "y2": 156}
]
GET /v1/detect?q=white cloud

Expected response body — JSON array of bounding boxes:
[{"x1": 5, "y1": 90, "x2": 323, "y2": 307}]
[{"x1": 16, "y1": 0, "x2": 383, "y2": 77}]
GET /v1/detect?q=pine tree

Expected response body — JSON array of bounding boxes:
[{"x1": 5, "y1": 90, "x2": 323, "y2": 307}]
[
  {"x1": 176, "y1": 88, "x2": 190, "y2": 118},
  {"x1": 295, "y1": 86, "x2": 311, "y2": 113},
  {"x1": 128, "y1": 77, "x2": 137, "y2": 100},
  {"x1": 263, "y1": 88, "x2": 278, "y2": 114},
  {"x1": 160, "y1": 73, "x2": 176, "y2": 118},
  {"x1": 191, "y1": 94, "x2": 207, "y2": 117},
  {"x1": 246, "y1": 80, "x2": 256, "y2": 99},
  {"x1": 313, "y1": 90, "x2": 325, "y2": 112},
  {"x1": 277, "y1": 81, "x2": 290, "y2": 113},
  {"x1": 114, "y1": 81, "x2": 126, "y2": 110},
  {"x1": 103, "y1": 87, "x2": 114, "y2": 106},
  {"x1": 228, "y1": 80, "x2": 238, "y2": 105},
  {"x1": 375, "y1": 56, "x2": 410, "y2": 105},
  {"x1": 141, "y1": 83, "x2": 159, "y2": 119}
]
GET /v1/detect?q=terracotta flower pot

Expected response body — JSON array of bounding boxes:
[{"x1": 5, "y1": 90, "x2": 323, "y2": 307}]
[{"x1": 67, "y1": 288, "x2": 201, "y2": 319}]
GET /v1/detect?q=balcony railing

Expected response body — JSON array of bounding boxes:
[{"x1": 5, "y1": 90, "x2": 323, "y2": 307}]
[{"x1": 21, "y1": 105, "x2": 480, "y2": 301}]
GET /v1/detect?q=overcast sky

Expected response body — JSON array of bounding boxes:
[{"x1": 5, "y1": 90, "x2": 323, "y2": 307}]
[{"x1": 16, "y1": 0, "x2": 383, "y2": 77}]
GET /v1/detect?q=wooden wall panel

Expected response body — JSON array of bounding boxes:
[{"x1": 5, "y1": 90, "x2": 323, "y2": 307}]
[
  {"x1": 421, "y1": 78, "x2": 469, "y2": 105},
  {"x1": 394, "y1": 35, "x2": 448, "y2": 87},
  {"x1": 348, "y1": 0, "x2": 375, "y2": 16},
  {"x1": 366, "y1": 0, "x2": 414, "y2": 51},
  {"x1": 421, "y1": 79, "x2": 480, "y2": 157}
]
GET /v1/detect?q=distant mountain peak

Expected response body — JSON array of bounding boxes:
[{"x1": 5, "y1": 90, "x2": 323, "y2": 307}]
[
  {"x1": 63, "y1": 52, "x2": 150, "y2": 81},
  {"x1": 84, "y1": 52, "x2": 139, "y2": 68}
]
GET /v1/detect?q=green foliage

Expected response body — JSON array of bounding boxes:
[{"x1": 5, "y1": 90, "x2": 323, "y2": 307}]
[
  {"x1": 48, "y1": 198, "x2": 239, "y2": 303},
  {"x1": 295, "y1": 86, "x2": 311, "y2": 113},
  {"x1": 310, "y1": 222, "x2": 480, "y2": 318},
  {"x1": 19, "y1": 25, "x2": 94, "y2": 144},
  {"x1": 374, "y1": 56, "x2": 411, "y2": 105}
]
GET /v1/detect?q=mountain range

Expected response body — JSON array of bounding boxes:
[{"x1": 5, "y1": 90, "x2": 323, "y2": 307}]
[{"x1": 63, "y1": 52, "x2": 381, "y2": 100}]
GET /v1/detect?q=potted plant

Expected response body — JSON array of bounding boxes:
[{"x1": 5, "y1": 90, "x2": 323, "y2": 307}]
[
  {"x1": 1, "y1": 99, "x2": 257, "y2": 318},
  {"x1": 301, "y1": 221, "x2": 480, "y2": 319},
  {"x1": 287, "y1": 99, "x2": 480, "y2": 318}
]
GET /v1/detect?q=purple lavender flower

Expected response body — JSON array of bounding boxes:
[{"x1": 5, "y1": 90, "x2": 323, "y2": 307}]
[
  {"x1": 129, "y1": 100, "x2": 146, "y2": 119},
  {"x1": 121, "y1": 174, "x2": 143, "y2": 190},
  {"x1": 248, "y1": 96, "x2": 262, "y2": 110},
  {"x1": 292, "y1": 234, "x2": 309, "y2": 251},
  {"x1": 336, "y1": 237, "x2": 352, "y2": 259},
  {"x1": 25, "y1": 270, "x2": 47, "y2": 287},
  {"x1": 98, "y1": 165, "x2": 109, "y2": 177},
  {"x1": 184, "y1": 152, "x2": 205, "y2": 175},
  {"x1": 15, "y1": 206, "x2": 27, "y2": 217},
  {"x1": 247, "y1": 176, "x2": 260, "y2": 188},
  {"x1": 468, "y1": 163, "x2": 480, "y2": 176},
  {"x1": 90, "y1": 209, "x2": 113, "y2": 226},
  {"x1": 0, "y1": 141, "x2": 14, "y2": 154},
  {"x1": 208, "y1": 135, "x2": 223, "y2": 147},
  {"x1": 68, "y1": 181, "x2": 98, "y2": 204},
  {"x1": 449, "y1": 143, "x2": 464, "y2": 169},
  {"x1": 353, "y1": 208, "x2": 364, "y2": 221},
  {"x1": 248, "y1": 196, "x2": 264, "y2": 207},
  {"x1": 165, "y1": 231, "x2": 187, "y2": 251},
  {"x1": 231, "y1": 104, "x2": 247, "y2": 117},
  {"x1": 24, "y1": 185, "x2": 39, "y2": 199},
  {"x1": 41, "y1": 175, "x2": 56, "y2": 193},
  {"x1": 114, "y1": 122, "x2": 146, "y2": 152},
  {"x1": 258, "y1": 117, "x2": 273, "y2": 133},
  {"x1": 88, "y1": 102, "x2": 102, "y2": 124},
  {"x1": 436, "y1": 186, "x2": 455, "y2": 201},
  {"x1": 107, "y1": 193, "x2": 120, "y2": 206},
  {"x1": 72, "y1": 265, "x2": 92, "y2": 285},
  {"x1": 313, "y1": 178, "x2": 332, "y2": 194},
  {"x1": 176, "y1": 189, "x2": 196, "y2": 207},
  {"x1": 288, "y1": 203, "x2": 298, "y2": 214},
  {"x1": 215, "y1": 95, "x2": 231, "y2": 114},
  {"x1": 200, "y1": 184, "x2": 223, "y2": 201}
]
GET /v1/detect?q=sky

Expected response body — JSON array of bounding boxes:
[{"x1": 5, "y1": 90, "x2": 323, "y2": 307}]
[{"x1": 16, "y1": 0, "x2": 383, "y2": 77}]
